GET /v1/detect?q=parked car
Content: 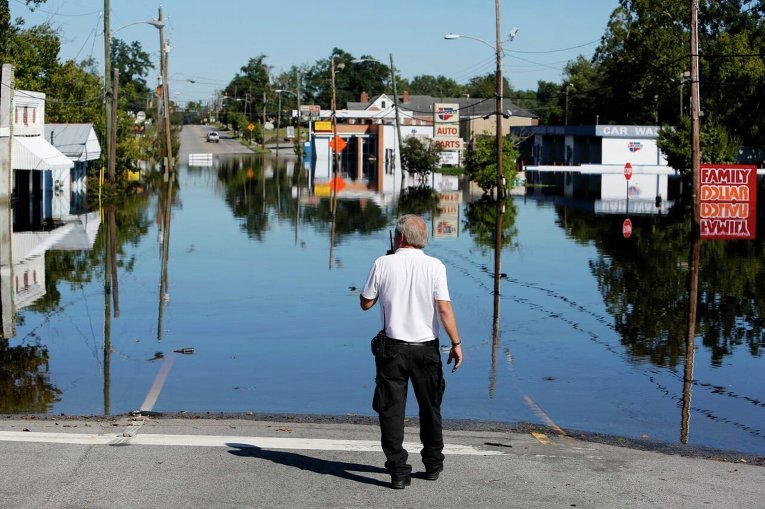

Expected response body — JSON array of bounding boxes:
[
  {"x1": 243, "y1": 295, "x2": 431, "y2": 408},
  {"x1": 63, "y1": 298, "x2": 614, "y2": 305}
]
[{"x1": 206, "y1": 131, "x2": 220, "y2": 143}]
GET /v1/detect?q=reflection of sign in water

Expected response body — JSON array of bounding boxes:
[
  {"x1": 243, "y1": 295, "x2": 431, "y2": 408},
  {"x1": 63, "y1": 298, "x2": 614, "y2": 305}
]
[
  {"x1": 436, "y1": 220, "x2": 458, "y2": 236},
  {"x1": 434, "y1": 191, "x2": 461, "y2": 239},
  {"x1": 700, "y1": 164, "x2": 757, "y2": 240}
]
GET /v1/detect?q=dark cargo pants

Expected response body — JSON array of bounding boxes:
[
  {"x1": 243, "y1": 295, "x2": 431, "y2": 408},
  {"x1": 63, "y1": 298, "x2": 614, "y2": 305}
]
[{"x1": 373, "y1": 339, "x2": 446, "y2": 477}]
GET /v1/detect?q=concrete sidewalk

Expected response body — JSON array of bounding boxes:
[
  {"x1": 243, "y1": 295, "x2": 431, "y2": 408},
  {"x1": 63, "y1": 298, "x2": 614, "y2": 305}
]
[{"x1": 0, "y1": 415, "x2": 762, "y2": 509}]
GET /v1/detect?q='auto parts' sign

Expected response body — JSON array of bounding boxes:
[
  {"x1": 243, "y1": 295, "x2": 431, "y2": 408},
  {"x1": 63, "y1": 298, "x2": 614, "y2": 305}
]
[{"x1": 700, "y1": 164, "x2": 757, "y2": 239}]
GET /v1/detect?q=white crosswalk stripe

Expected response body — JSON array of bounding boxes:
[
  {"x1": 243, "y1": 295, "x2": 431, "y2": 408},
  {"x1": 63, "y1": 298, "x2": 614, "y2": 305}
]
[{"x1": 0, "y1": 431, "x2": 505, "y2": 455}]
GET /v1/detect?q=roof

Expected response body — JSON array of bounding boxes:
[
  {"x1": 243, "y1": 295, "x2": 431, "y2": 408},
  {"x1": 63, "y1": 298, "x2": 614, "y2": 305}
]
[
  {"x1": 348, "y1": 94, "x2": 537, "y2": 119},
  {"x1": 13, "y1": 136, "x2": 74, "y2": 171},
  {"x1": 43, "y1": 123, "x2": 102, "y2": 161}
]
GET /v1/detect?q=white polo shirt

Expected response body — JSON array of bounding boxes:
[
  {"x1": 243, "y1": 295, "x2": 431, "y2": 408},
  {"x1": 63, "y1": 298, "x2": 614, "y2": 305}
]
[{"x1": 361, "y1": 247, "x2": 451, "y2": 342}]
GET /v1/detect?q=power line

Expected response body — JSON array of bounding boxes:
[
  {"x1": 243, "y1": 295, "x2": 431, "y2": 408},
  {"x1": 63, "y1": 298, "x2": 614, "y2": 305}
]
[
  {"x1": 506, "y1": 39, "x2": 600, "y2": 54},
  {"x1": 11, "y1": 0, "x2": 102, "y2": 17}
]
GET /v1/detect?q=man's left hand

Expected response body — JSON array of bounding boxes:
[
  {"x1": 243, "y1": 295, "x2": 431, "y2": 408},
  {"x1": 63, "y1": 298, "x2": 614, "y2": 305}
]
[{"x1": 448, "y1": 344, "x2": 463, "y2": 372}]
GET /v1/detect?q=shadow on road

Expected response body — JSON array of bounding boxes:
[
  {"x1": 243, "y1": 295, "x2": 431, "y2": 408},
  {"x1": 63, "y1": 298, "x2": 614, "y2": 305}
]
[{"x1": 226, "y1": 443, "x2": 389, "y2": 487}]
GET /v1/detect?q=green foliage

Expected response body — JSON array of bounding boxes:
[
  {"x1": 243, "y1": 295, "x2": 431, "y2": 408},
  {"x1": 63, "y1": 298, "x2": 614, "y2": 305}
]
[
  {"x1": 657, "y1": 116, "x2": 741, "y2": 177},
  {"x1": 0, "y1": 340, "x2": 60, "y2": 413},
  {"x1": 462, "y1": 196, "x2": 518, "y2": 254},
  {"x1": 3, "y1": 21, "x2": 60, "y2": 91},
  {"x1": 464, "y1": 72, "x2": 512, "y2": 99},
  {"x1": 397, "y1": 187, "x2": 440, "y2": 216},
  {"x1": 465, "y1": 135, "x2": 519, "y2": 194},
  {"x1": 407, "y1": 75, "x2": 463, "y2": 97},
  {"x1": 400, "y1": 136, "x2": 442, "y2": 185},
  {"x1": 560, "y1": 198, "x2": 765, "y2": 366},
  {"x1": 303, "y1": 48, "x2": 394, "y2": 108},
  {"x1": 110, "y1": 38, "x2": 153, "y2": 88},
  {"x1": 45, "y1": 59, "x2": 103, "y2": 130}
]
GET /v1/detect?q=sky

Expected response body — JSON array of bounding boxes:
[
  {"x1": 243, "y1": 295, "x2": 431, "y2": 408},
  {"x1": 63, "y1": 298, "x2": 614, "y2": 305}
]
[{"x1": 10, "y1": 0, "x2": 619, "y2": 106}]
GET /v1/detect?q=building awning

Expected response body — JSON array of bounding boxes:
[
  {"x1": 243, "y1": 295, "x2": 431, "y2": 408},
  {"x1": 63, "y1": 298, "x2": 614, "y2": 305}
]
[{"x1": 13, "y1": 135, "x2": 74, "y2": 171}]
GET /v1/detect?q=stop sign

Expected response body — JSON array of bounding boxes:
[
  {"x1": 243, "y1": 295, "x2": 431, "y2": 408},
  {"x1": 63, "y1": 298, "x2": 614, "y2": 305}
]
[
  {"x1": 623, "y1": 218, "x2": 633, "y2": 238},
  {"x1": 624, "y1": 162, "x2": 633, "y2": 180}
]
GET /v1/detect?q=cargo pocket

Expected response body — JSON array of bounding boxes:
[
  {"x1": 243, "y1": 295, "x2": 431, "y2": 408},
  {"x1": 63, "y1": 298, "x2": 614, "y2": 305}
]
[
  {"x1": 424, "y1": 350, "x2": 445, "y2": 406},
  {"x1": 372, "y1": 377, "x2": 385, "y2": 413}
]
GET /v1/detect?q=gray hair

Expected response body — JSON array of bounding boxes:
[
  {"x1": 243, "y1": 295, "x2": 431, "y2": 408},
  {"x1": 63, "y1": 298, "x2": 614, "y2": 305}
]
[{"x1": 396, "y1": 214, "x2": 428, "y2": 249}]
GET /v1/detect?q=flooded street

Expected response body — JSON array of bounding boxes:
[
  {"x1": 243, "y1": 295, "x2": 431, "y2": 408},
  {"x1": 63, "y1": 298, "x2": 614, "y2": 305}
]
[{"x1": 2, "y1": 137, "x2": 764, "y2": 457}]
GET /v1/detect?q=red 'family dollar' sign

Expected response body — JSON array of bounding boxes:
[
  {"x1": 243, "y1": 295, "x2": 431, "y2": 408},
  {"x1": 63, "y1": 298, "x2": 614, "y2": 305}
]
[{"x1": 700, "y1": 164, "x2": 757, "y2": 240}]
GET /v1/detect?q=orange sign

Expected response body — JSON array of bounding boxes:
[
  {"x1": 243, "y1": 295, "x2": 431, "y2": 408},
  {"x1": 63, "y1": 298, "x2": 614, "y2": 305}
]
[
  {"x1": 329, "y1": 176, "x2": 346, "y2": 192},
  {"x1": 329, "y1": 136, "x2": 347, "y2": 153}
]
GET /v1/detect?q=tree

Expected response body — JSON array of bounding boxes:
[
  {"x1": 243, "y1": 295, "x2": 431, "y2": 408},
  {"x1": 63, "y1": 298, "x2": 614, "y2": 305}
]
[
  {"x1": 2, "y1": 21, "x2": 60, "y2": 91},
  {"x1": 0, "y1": 0, "x2": 46, "y2": 55},
  {"x1": 407, "y1": 75, "x2": 463, "y2": 97},
  {"x1": 110, "y1": 38, "x2": 153, "y2": 113},
  {"x1": 400, "y1": 136, "x2": 442, "y2": 185},
  {"x1": 302, "y1": 48, "x2": 390, "y2": 109},
  {"x1": 45, "y1": 58, "x2": 103, "y2": 128},
  {"x1": 464, "y1": 72, "x2": 512, "y2": 99},
  {"x1": 657, "y1": 116, "x2": 741, "y2": 178},
  {"x1": 465, "y1": 135, "x2": 519, "y2": 194},
  {"x1": 224, "y1": 54, "x2": 272, "y2": 124}
]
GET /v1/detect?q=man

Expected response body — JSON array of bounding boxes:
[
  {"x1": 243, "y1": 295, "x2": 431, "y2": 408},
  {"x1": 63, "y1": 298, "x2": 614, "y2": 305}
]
[{"x1": 360, "y1": 214, "x2": 463, "y2": 490}]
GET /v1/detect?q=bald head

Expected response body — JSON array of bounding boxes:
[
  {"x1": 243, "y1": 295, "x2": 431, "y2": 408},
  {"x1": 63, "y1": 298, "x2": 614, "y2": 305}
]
[{"x1": 396, "y1": 214, "x2": 428, "y2": 249}]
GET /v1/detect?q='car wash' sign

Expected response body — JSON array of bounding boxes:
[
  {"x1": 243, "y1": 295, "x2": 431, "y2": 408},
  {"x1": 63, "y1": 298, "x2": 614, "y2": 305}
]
[{"x1": 700, "y1": 164, "x2": 757, "y2": 240}]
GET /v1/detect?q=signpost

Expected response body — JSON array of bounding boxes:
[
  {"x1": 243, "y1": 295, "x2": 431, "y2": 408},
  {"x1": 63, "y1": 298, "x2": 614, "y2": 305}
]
[{"x1": 624, "y1": 162, "x2": 633, "y2": 181}]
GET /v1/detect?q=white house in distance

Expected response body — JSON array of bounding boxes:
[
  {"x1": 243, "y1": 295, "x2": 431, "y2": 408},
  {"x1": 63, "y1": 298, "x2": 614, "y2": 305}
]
[
  {"x1": 513, "y1": 124, "x2": 675, "y2": 214},
  {"x1": 44, "y1": 123, "x2": 102, "y2": 219}
]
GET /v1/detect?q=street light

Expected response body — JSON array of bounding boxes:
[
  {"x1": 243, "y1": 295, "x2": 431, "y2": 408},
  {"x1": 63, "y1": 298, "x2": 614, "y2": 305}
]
[
  {"x1": 679, "y1": 71, "x2": 691, "y2": 121},
  {"x1": 103, "y1": 9, "x2": 167, "y2": 181},
  {"x1": 330, "y1": 56, "x2": 345, "y2": 219},
  {"x1": 446, "y1": 0, "x2": 512, "y2": 325},
  {"x1": 565, "y1": 84, "x2": 574, "y2": 125},
  {"x1": 351, "y1": 55, "x2": 405, "y2": 192},
  {"x1": 445, "y1": 20, "x2": 518, "y2": 199},
  {"x1": 275, "y1": 85, "x2": 302, "y2": 162}
]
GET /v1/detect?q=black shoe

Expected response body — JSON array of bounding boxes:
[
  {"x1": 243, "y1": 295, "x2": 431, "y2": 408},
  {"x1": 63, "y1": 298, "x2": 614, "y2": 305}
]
[
  {"x1": 425, "y1": 465, "x2": 443, "y2": 481},
  {"x1": 391, "y1": 475, "x2": 411, "y2": 489}
]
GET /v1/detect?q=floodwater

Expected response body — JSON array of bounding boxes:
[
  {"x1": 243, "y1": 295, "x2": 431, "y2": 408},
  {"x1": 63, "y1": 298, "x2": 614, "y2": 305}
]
[{"x1": 2, "y1": 155, "x2": 764, "y2": 457}]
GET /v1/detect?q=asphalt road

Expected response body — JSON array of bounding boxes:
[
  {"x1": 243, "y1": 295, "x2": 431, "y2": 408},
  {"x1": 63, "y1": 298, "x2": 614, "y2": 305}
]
[
  {"x1": 178, "y1": 124, "x2": 254, "y2": 161},
  {"x1": 0, "y1": 415, "x2": 762, "y2": 509}
]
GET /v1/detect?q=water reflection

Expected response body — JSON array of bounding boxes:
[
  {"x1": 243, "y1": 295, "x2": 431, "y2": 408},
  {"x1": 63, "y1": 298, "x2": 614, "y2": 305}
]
[
  {"x1": 1, "y1": 154, "x2": 762, "y2": 455},
  {"x1": 156, "y1": 173, "x2": 177, "y2": 342},
  {"x1": 555, "y1": 200, "x2": 765, "y2": 366},
  {"x1": 552, "y1": 195, "x2": 765, "y2": 446},
  {"x1": 681, "y1": 236, "x2": 701, "y2": 444}
]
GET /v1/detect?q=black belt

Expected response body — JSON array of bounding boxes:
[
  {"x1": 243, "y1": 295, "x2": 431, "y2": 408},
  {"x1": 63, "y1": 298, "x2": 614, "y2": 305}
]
[{"x1": 386, "y1": 338, "x2": 438, "y2": 346}]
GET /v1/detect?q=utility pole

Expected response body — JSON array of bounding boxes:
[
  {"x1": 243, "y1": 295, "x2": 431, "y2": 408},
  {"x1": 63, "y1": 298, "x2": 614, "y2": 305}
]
[
  {"x1": 495, "y1": 0, "x2": 504, "y2": 199},
  {"x1": 690, "y1": 0, "x2": 701, "y2": 233},
  {"x1": 158, "y1": 6, "x2": 173, "y2": 178},
  {"x1": 104, "y1": 0, "x2": 113, "y2": 181},
  {"x1": 296, "y1": 74, "x2": 303, "y2": 163},
  {"x1": 109, "y1": 69, "x2": 119, "y2": 182},
  {"x1": 0, "y1": 64, "x2": 14, "y2": 338},
  {"x1": 330, "y1": 57, "x2": 342, "y2": 219},
  {"x1": 262, "y1": 92, "x2": 267, "y2": 153},
  {"x1": 389, "y1": 53, "x2": 405, "y2": 192}
]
